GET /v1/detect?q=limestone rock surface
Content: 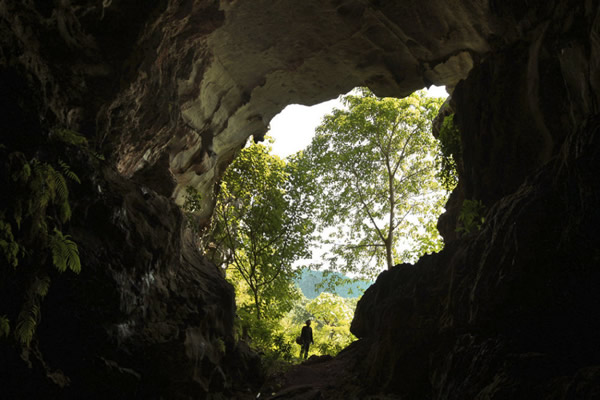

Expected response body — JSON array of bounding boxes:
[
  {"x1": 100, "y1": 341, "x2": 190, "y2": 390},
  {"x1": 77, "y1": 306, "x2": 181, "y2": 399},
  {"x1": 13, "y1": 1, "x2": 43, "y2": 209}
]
[{"x1": 1, "y1": 0, "x2": 600, "y2": 399}]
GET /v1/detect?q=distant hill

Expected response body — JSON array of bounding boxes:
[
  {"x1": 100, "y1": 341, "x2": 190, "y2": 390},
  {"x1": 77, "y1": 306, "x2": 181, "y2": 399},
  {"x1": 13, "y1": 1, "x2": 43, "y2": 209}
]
[{"x1": 294, "y1": 269, "x2": 372, "y2": 299}]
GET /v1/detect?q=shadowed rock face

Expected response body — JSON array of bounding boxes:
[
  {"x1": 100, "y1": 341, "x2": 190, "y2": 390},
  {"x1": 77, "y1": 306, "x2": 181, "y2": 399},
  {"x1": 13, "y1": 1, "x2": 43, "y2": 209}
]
[
  {"x1": 348, "y1": 4, "x2": 600, "y2": 398},
  {"x1": 1, "y1": 0, "x2": 599, "y2": 398}
]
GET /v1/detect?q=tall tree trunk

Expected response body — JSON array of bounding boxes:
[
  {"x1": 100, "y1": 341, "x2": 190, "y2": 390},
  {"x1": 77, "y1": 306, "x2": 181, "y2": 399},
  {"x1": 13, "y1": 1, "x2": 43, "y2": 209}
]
[
  {"x1": 385, "y1": 236, "x2": 393, "y2": 270},
  {"x1": 253, "y1": 289, "x2": 261, "y2": 320},
  {"x1": 387, "y1": 161, "x2": 396, "y2": 270}
]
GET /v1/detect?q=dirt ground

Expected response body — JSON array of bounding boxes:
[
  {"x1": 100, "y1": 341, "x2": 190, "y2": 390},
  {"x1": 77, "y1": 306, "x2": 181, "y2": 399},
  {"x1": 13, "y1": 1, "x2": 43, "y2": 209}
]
[{"x1": 254, "y1": 343, "x2": 398, "y2": 400}]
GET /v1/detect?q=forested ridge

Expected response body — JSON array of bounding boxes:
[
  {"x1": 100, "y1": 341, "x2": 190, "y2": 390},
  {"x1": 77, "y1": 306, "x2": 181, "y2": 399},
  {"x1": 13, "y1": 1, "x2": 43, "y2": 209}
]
[{"x1": 294, "y1": 269, "x2": 371, "y2": 299}]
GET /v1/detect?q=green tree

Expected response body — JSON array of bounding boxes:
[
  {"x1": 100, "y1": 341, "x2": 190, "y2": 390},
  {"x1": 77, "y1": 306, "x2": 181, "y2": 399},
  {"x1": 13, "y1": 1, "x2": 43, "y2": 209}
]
[
  {"x1": 304, "y1": 89, "x2": 448, "y2": 277},
  {"x1": 306, "y1": 292, "x2": 357, "y2": 356},
  {"x1": 209, "y1": 139, "x2": 315, "y2": 322},
  {"x1": 278, "y1": 292, "x2": 356, "y2": 358},
  {"x1": 436, "y1": 113, "x2": 462, "y2": 191}
]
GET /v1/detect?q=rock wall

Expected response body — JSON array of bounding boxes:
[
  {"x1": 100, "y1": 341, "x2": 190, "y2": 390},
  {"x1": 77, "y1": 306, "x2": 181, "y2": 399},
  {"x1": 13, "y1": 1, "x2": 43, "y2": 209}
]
[
  {"x1": 0, "y1": 1, "x2": 260, "y2": 398},
  {"x1": 1, "y1": 0, "x2": 599, "y2": 398},
  {"x1": 349, "y1": 2, "x2": 600, "y2": 399}
]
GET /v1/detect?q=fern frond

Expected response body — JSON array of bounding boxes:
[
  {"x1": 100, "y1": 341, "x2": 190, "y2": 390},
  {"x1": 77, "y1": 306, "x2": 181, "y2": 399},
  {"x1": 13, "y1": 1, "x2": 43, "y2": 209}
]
[
  {"x1": 49, "y1": 230, "x2": 68, "y2": 273},
  {"x1": 90, "y1": 151, "x2": 105, "y2": 161},
  {"x1": 58, "y1": 159, "x2": 81, "y2": 184},
  {"x1": 53, "y1": 167, "x2": 69, "y2": 204},
  {"x1": 28, "y1": 160, "x2": 50, "y2": 215},
  {"x1": 21, "y1": 162, "x2": 32, "y2": 182},
  {"x1": 10, "y1": 160, "x2": 32, "y2": 183},
  {"x1": 42, "y1": 164, "x2": 58, "y2": 203},
  {"x1": 8, "y1": 152, "x2": 30, "y2": 183},
  {"x1": 32, "y1": 276, "x2": 51, "y2": 298},
  {"x1": 0, "y1": 219, "x2": 20, "y2": 268},
  {"x1": 49, "y1": 229, "x2": 81, "y2": 274},
  {"x1": 65, "y1": 237, "x2": 81, "y2": 274},
  {"x1": 15, "y1": 303, "x2": 40, "y2": 347},
  {"x1": 51, "y1": 128, "x2": 88, "y2": 147},
  {"x1": 59, "y1": 200, "x2": 72, "y2": 223},
  {"x1": 30, "y1": 217, "x2": 49, "y2": 246},
  {"x1": 0, "y1": 315, "x2": 10, "y2": 338}
]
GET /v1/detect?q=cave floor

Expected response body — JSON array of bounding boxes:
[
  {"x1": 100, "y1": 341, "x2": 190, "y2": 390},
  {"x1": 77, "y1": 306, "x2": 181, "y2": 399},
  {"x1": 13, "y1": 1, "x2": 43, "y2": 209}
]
[{"x1": 257, "y1": 349, "x2": 386, "y2": 400}]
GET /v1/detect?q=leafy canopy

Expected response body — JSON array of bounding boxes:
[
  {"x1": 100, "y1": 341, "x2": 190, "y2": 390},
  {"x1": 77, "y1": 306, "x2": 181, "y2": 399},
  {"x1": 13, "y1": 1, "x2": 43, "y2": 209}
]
[
  {"x1": 208, "y1": 139, "x2": 316, "y2": 322},
  {"x1": 303, "y1": 88, "x2": 449, "y2": 277},
  {"x1": 276, "y1": 291, "x2": 358, "y2": 360}
]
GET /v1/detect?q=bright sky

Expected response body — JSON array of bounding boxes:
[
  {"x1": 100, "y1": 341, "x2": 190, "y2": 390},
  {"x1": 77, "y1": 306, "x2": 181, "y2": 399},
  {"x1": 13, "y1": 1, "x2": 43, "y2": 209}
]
[{"x1": 269, "y1": 86, "x2": 449, "y2": 158}]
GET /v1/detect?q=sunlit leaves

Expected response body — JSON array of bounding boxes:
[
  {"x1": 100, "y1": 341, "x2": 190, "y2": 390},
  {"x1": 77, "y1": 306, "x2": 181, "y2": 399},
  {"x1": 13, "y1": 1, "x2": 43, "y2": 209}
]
[
  {"x1": 278, "y1": 292, "x2": 357, "y2": 358},
  {"x1": 437, "y1": 113, "x2": 461, "y2": 190},
  {"x1": 303, "y1": 88, "x2": 449, "y2": 277},
  {"x1": 210, "y1": 139, "x2": 316, "y2": 322}
]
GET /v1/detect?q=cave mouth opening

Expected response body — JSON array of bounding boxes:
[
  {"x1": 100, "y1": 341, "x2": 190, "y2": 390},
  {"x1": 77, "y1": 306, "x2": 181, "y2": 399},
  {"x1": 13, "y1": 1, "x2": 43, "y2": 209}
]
[
  {"x1": 212, "y1": 86, "x2": 454, "y2": 362},
  {"x1": 267, "y1": 85, "x2": 453, "y2": 277}
]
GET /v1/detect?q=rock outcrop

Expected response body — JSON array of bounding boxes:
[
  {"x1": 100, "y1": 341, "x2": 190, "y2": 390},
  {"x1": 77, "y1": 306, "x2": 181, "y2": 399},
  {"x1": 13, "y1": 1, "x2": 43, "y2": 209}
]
[
  {"x1": 1, "y1": 0, "x2": 599, "y2": 398},
  {"x1": 348, "y1": 3, "x2": 600, "y2": 399}
]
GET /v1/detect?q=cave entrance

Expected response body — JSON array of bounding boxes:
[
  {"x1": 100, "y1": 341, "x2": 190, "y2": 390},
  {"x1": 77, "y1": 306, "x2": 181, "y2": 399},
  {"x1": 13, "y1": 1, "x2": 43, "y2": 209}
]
[
  {"x1": 268, "y1": 85, "x2": 451, "y2": 274},
  {"x1": 210, "y1": 86, "x2": 453, "y2": 363}
]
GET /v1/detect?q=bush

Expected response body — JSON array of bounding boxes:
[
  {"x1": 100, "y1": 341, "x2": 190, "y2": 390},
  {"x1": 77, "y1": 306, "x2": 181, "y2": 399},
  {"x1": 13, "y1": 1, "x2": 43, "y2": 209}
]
[{"x1": 437, "y1": 113, "x2": 461, "y2": 190}]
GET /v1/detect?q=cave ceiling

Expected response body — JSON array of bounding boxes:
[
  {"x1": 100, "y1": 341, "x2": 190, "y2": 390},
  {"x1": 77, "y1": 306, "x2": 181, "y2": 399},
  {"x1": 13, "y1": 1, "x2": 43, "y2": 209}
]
[{"x1": 106, "y1": 0, "x2": 504, "y2": 218}]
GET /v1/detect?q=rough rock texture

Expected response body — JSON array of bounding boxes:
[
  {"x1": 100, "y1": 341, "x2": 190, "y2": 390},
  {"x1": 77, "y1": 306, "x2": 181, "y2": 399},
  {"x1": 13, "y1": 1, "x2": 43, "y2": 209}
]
[
  {"x1": 1, "y1": 0, "x2": 600, "y2": 399},
  {"x1": 104, "y1": 0, "x2": 497, "y2": 218},
  {"x1": 0, "y1": 2, "x2": 261, "y2": 398},
  {"x1": 346, "y1": 3, "x2": 600, "y2": 399},
  {"x1": 0, "y1": 153, "x2": 261, "y2": 399}
]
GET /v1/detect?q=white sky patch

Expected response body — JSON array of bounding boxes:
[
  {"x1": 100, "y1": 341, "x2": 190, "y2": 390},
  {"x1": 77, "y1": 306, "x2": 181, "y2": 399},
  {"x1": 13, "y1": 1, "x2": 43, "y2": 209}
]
[{"x1": 268, "y1": 86, "x2": 449, "y2": 158}]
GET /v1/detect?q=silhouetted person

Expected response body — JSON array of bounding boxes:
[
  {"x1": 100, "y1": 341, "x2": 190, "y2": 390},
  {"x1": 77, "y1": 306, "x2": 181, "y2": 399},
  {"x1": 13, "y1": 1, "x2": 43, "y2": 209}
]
[{"x1": 300, "y1": 319, "x2": 313, "y2": 359}]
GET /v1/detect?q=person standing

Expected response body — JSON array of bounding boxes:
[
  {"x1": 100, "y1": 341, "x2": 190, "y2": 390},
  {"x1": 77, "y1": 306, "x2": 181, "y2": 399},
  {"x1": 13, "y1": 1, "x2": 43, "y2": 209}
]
[{"x1": 300, "y1": 320, "x2": 314, "y2": 360}]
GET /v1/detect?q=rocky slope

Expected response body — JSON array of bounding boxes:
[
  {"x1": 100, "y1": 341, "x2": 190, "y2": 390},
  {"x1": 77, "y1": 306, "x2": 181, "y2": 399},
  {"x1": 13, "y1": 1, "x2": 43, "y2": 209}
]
[{"x1": 1, "y1": 0, "x2": 599, "y2": 398}]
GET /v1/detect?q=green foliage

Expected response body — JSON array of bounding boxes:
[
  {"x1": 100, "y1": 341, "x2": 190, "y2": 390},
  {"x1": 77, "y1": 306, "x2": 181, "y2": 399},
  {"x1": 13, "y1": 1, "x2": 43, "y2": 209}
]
[
  {"x1": 0, "y1": 215, "x2": 20, "y2": 268},
  {"x1": 14, "y1": 276, "x2": 50, "y2": 346},
  {"x1": 457, "y1": 199, "x2": 486, "y2": 235},
  {"x1": 49, "y1": 228, "x2": 81, "y2": 274},
  {"x1": 280, "y1": 292, "x2": 357, "y2": 358},
  {"x1": 436, "y1": 113, "x2": 461, "y2": 191},
  {"x1": 306, "y1": 293, "x2": 355, "y2": 354},
  {"x1": 50, "y1": 128, "x2": 89, "y2": 148},
  {"x1": 205, "y1": 139, "x2": 317, "y2": 361},
  {"x1": 182, "y1": 185, "x2": 203, "y2": 235},
  {"x1": 25, "y1": 158, "x2": 72, "y2": 225},
  {"x1": 0, "y1": 315, "x2": 10, "y2": 338},
  {"x1": 210, "y1": 139, "x2": 315, "y2": 321},
  {"x1": 271, "y1": 332, "x2": 294, "y2": 361},
  {"x1": 303, "y1": 88, "x2": 449, "y2": 276},
  {"x1": 0, "y1": 142, "x2": 82, "y2": 349},
  {"x1": 215, "y1": 337, "x2": 226, "y2": 355},
  {"x1": 58, "y1": 159, "x2": 82, "y2": 184},
  {"x1": 183, "y1": 186, "x2": 203, "y2": 213},
  {"x1": 230, "y1": 277, "x2": 359, "y2": 361},
  {"x1": 14, "y1": 304, "x2": 39, "y2": 347},
  {"x1": 1, "y1": 153, "x2": 80, "y2": 269},
  {"x1": 51, "y1": 127, "x2": 105, "y2": 161}
]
